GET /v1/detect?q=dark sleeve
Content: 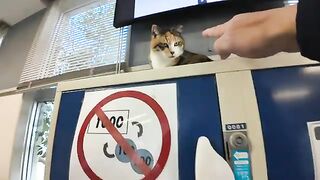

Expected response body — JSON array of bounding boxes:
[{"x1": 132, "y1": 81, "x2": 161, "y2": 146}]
[{"x1": 296, "y1": 0, "x2": 320, "y2": 61}]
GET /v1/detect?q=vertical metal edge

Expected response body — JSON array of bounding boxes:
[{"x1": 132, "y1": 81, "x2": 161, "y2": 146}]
[
  {"x1": 123, "y1": 25, "x2": 132, "y2": 72},
  {"x1": 44, "y1": 90, "x2": 62, "y2": 180},
  {"x1": 216, "y1": 71, "x2": 268, "y2": 180}
]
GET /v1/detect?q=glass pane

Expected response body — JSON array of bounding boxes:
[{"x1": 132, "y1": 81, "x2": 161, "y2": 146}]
[
  {"x1": 22, "y1": 102, "x2": 54, "y2": 180},
  {"x1": 48, "y1": 0, "x2": 128, "y2": 77}
]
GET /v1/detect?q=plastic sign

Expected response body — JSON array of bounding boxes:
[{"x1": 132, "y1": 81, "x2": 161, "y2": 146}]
[{"x1": 69, "y1": 84, "x2": 179, "y2": 180}]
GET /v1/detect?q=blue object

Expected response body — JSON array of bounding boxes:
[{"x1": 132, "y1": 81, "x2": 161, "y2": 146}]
[
  {"x1": 198, "y1": 0, "x2": 207, "y2": 4},
  {"x1": 252, "y1": 66, "x2": 319, "y2": 180},
  {"x1": 177, "y1": 76, "x2": 224, "y2": 180},
  {"x1": 131, "y1": 149, "x2": 154, "y2": 174},
  {"x1": 115, "y1": 138, "x2": 137, "y2": 163},
  {"x1": 231, "y1": 150, "x2": 252, "y2": 180},
  {"x1": 50, "y1": 91, "x2": 85, "y2": 180}
]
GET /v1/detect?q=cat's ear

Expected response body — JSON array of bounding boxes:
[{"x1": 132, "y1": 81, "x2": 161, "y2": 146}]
[
  {"x1": 151, "y1": 24, "x2": 160, "y2": 37},
  {"x1": 175, "y1": 25, "x2": 183, "y2": 33}
]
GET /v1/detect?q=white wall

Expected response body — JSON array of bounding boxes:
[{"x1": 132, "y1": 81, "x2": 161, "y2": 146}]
[
  {"x1": 0, "y1": 94, "x2": 23, "y2": 180},
  {"x1": 0, "y1": 10, "x2": 45, "y2": 90}
]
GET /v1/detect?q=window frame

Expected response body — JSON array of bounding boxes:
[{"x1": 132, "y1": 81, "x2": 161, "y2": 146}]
[
  {"x1": 9, "y1": 88, "x2": 56, "y2": 180},
  {"x1": 21, "y1": 99, "x2": 55, "y2": 180}
]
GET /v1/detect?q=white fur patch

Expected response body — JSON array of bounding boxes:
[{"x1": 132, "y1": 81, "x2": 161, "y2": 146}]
[
  {"x1": 150, "y1": 51, "x2": 178, "y2": 69},
  {"x1": 170, "y1": 42, "x2": 184, "y2": 58},
  {"x1": 150, "y1": 44, "x2": 184, "y2": 69}
]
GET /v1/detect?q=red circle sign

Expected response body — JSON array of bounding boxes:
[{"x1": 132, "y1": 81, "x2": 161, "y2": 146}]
[{"x1": 77, "y1": 90, "x2": 171, "y2": 180}]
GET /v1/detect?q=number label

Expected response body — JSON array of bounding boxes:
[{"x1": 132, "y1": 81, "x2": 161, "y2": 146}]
[
  {"x1": 226, "y1": 123, "x2": 247, "y2": 131},
  {"x1": 88, "y1": 110, "x2": 129, "y2": 134}
]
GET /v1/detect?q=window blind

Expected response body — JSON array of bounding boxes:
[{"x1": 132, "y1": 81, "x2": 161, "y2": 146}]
[{"x1": 19, "y1": 0, "x2": 129, "y2": 84}]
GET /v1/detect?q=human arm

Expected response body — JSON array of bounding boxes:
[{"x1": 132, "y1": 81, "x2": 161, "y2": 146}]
[{"x1": 202, "y1": 5, "x2": 299, "y2": 59}]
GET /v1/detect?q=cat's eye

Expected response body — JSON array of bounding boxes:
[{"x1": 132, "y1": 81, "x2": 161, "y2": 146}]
[
  {"x1": 158, "y1": 43, "x2": 168, "y2": 50},
  {"x1": 174, "y1": 41, "x2": 182, "y2": 46}
]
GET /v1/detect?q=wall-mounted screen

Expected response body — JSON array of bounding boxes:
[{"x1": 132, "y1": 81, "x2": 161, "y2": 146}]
[
  {"x1": 134, "y1": 0, "x2": 224, "y2": 18},
  {"x1": 114, "y1": 0, "x2": 226, "y2": 28}
]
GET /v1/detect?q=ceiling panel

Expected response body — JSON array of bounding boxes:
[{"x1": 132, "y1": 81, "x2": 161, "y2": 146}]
[{"x1": 0, "y1": 0, "x2": 46, "y2": 25}]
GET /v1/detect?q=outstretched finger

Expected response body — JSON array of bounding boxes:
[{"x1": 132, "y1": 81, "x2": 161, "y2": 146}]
[
  {"x1": 213, "y1": 36, "x2": 232, "y2": 59},
  {"x1": 202, "y1": 24, "x2": 226, "y2": 38}
]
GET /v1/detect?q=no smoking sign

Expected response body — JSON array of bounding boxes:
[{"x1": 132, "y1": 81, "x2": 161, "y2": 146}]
[{"x1": 69, "y1": 84, "x2": 179, "y2": 180}]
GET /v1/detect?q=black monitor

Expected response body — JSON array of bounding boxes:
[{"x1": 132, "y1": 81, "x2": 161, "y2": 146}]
[{"x1": 114, "y1": 0, "x2": 227, "y2": 28}]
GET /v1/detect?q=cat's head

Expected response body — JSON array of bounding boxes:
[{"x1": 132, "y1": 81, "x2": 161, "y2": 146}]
[{"x1": 150, "y1": 24, "x2": 185, "y2": 59}]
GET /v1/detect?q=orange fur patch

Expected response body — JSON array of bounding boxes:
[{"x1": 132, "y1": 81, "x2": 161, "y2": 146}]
[{"x1": 150, "y1": 31, "x2": 184, "y2": 57}]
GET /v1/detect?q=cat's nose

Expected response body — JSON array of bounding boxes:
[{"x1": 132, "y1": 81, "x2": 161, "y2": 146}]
[{"x1": 170, "y1": 51, "x2": 175, "y2": 55}]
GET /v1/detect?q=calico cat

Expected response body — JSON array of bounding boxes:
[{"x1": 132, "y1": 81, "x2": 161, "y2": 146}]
[{"x1": 149, "y1": 24, "x2": 212, "y2": 69}]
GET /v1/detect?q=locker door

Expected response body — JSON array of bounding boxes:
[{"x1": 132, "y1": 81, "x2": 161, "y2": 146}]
[
  {"x1": 49, "y1": 75, "x2": 224, "y2": 180},
  {"x1": 252, "y1": 66, "x2": 320, "y2": 180}
]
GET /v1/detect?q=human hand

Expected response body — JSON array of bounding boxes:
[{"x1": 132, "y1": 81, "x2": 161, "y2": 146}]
[{"x1": 202, "y1": 5, "x2": 299, "y2": 59}]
